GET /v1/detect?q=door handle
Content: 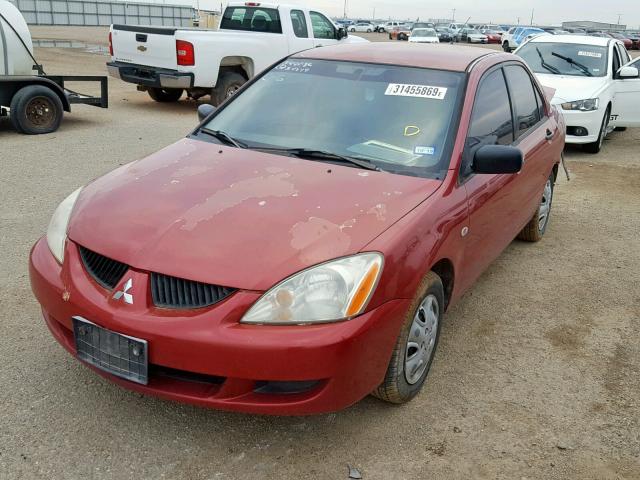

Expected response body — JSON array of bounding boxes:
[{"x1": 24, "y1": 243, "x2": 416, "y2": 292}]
[{"x1": 545, "y1": 128, "x2": 554, "y2": 141}]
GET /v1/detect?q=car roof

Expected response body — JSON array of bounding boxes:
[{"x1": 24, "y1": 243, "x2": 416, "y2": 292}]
[
  {"x1": 292, "y1": 43, "x2": 495, "y2": 72},
  {"x1": 527, "y1": 34, "x2": 611, "y2": 46}
]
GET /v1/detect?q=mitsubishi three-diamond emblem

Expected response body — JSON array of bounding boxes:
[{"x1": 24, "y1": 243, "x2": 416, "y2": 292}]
[{"x1": 113, "y1": 278, "x2": 133, "y2": 304}]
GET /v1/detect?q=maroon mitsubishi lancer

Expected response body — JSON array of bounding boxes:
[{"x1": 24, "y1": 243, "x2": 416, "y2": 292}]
[{"x1": 30, "y1": 43, "x2": 565, "y2": 415}]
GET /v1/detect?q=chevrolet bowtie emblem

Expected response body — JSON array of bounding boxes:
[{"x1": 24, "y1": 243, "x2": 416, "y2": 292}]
[
  {"x1": 137, "y1": 45, "x2": 147, "y2": 52},
  {"x1": 113, "y1": 278, "x2": 134, "y2": 304}
]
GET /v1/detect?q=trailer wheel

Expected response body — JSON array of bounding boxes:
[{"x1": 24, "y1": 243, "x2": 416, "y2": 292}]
[
  {"x1": 10, "y1": 85, "x2": 64, "y2": 135},
  {"x1": 211, "y1": 71, "x2": 246, "y2": 106},
  {"x1": 147, "y1": 88, "x2": 183, "y2": 102}
]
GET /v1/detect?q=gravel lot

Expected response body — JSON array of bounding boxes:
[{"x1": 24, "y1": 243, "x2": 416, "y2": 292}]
[{"x1": 1, "y1": 27, "x2": 639, "y2": 480}]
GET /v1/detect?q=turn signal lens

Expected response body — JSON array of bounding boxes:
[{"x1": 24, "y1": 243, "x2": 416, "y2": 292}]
[{"x1": 345, "y1": 262, "x2": 381, "y2": 317}]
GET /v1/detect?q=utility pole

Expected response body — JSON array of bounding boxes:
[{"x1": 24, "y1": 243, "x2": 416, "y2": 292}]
[
  {"x1": 530, "y1": 8, "x2": 534, "y2": 26},
  {"x1": 343, "y1": 0, "x2": 347, "y2": 19},
  {"x1": 373, "y1": 6, "x2": 376, "y2": 21},
  {"x1": 617, "y1": 14, "x2": 622, "y2": 25},
  {"x1": 452, "y1": 8, "x2": 456, "y2": 22}
]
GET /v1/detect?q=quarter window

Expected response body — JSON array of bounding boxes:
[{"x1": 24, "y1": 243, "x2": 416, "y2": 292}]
[
  {"x1": 290, "y1": 10, "x2": 308, "y2": 38},
  {"x1": 504, "y1": 65, "x2": 541, "y2": 137},
  {"x1": 462, "y1": 68, "x2": 514, "y2": 178},
  {"x1": 310, "y1": 12, "x2": 336, "y2": 39}
]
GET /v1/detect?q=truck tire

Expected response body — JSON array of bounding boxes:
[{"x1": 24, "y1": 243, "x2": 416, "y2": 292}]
[
  {"x1": 10, "y1": 85, "x2": 64, "y2": 135},
  {"x1": 502, "y1": 41, "x2": 510, "y2": 52},
  {"x1": 147, "y1": 88, "x2": 183, "y2": 102},
  {"x1": 372, "y1": 271, "x2": 443, "y2": 404},
  {"x1": 211, "y1": 71, "x2": 246, "y2": 106}
]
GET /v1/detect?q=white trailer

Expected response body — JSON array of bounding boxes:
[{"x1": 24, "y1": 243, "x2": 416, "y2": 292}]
[{"x1": 0, "y1": 0, "x2": 107, "y2": 134}]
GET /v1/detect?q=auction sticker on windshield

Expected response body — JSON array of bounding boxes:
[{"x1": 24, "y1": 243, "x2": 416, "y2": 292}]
[
  {"x1": 578, "y1": 51, "x2": 602, "y2": 58},
  {"x1": 385, "y1": 84, "x2": 447, "y2": 99}
]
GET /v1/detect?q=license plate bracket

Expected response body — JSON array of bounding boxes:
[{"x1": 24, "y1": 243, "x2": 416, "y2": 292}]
[{"x1": 72, "y1": 316, "x2": 148, "y2": 385}]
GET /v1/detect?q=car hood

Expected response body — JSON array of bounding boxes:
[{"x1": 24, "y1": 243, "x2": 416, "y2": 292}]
[
  {"x1": 534, "y1": 73, "x2": 608, "y2": 104},
  {"x1": 68, "y1": 138, "x2": 440, "y2": 291}
]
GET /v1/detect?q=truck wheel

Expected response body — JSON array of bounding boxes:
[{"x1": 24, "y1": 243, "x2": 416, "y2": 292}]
[
  {"x1": 211, "y1": 72, "x2": 246, "y2": 106},
  {"x1": 147, "y1": 88, "x2": 183, "y2": 102},
  {"x1": 372, "y1": 271, "x2": 443, "y2": 404},
  {"x1": 517, "y1": 174, "x2": 554, "y2": 242},
  {"x1": 10, "y1": 85, "x2": 64, "y2": 135},
  {"x1": 502, "y1": 41, "x2": 510, "y2": 52}
]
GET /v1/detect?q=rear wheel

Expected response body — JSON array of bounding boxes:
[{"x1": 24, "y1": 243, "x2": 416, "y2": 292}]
[
  {"x1": 502, "y1": 41, "x2": 510, "y2": 52},
  {"x1": 211, "y1": 71, "x2": 246, "y2": 106},
  {"x1": 518, "y1": 174, "x2": 554, "y2": 242},
  {"x1": 147, "y1": 87, "x2": 183, "y2": 102},
  {"x1": 372, "y1": 271, "x2": 443, "y2": 404},
  {"x1": 583, "y1": 106, "x2": 610, "y2": 154},
  {"x1": 10, "y1": 85, "x2": 64, "y2": 135}
]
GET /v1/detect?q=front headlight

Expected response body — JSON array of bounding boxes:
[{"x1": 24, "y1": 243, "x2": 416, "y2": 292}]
[
  {"x1": 561, "y1": 98, "x2": 599, "y2": 111},
  {"x1": 241, "y1": 253, "x2": 384, "y2": 325},
  {"x1": 46, "y1": 188, "x2": 82, "y2": 264}
]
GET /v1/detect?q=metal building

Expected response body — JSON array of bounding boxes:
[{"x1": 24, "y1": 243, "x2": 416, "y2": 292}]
[
  {"x1": 562, "y1": 20, "x2": 626, "y2": 32},
  {"x1": 7, "y1": 0, "x2": 194, "y2": 27}
]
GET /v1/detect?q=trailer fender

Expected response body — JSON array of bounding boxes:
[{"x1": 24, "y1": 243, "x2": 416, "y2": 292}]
[{"x1": 0, "y1": 76, "x2": 71, "y2": 112}]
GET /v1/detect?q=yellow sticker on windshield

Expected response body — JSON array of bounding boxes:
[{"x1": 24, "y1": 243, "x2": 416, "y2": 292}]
[
  {"x1": 385, "y1": 83, "x2": 447, "y2": 99},
  {"x1": 404, "y1": 126, "x2": 421, "y2": 137}
]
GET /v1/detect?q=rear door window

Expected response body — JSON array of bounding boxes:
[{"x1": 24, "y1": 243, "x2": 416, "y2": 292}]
[
  {"x1": 290, "y1": 10, "x2": 308, "y2": 38},
  {"x1": 462, "y1": 68, "x2": 514, "y2": 178},
  {"x1": 220, "y1": 6, "x2": 282, "y2": 33},
  {"x1": 504, "y1": 65, "x2": 541, "y2": 138}
]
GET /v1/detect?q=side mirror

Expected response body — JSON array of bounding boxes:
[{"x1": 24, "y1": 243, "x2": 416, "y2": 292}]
[
  {"x1": 473, "y1": 145, "x2": 523, "y2": 174},
  {"x1": 197, "y1": 103, "x2": 216, "y2": 122},
  {"x1": 618, "y1": 65, "x2": 639, "y2": 79},
  {"x1": 337, "y1": 27, "x2": 348, "y2": 40}
]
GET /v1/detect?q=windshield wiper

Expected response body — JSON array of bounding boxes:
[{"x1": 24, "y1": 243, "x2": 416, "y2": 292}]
[
  {"x1": 551, "y1": 51, "x2": 593, "y2": 77},
  {"x1": 257, "y1": 147, "x2": 382, "y2": 171},
  {"x1": 536, "y1": 47, "x2": 562, "y2": 74},
  {"x1": 199, "y1": 127, "x2": 248, "y2": 148}
]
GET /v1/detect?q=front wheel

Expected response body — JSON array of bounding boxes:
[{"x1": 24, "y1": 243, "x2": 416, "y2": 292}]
[
  {"x1": 147, "y1": 87, "x2": 183, "y2": 102},
  {"x1": 518, "y1": 174, "x2": 554, "y2": 242},
  {"x1": 350, "y1": 28, "x2": 356, "y2": 32},
  {"x1": 502, "y1": 41, "x2": 510, "y2": 52},
  {"x1": 372, "y1": 271, "x2": 443, "y2": 404},
  {"x1": 583, "y1": 107, "x2": 610, "y2": 154}
]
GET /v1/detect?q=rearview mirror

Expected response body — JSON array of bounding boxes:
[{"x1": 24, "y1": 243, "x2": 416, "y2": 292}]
[
  {"x1": 197, "y1": 103, "x2": 216, "y2": 122},
  {"x1": 618, "y1": 66, "x2": 639, "y2": 79},
  {"x1": 473, "y1": 145, "x2": 523, "y2": 174},
  {"x1": 337, "y1": 27, "x2": 348, "y2": 40}
]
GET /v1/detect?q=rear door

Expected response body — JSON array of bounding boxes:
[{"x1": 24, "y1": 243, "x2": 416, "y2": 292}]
[
  {"x1": 611, "y1": 47, "x2": 640, "y2": 127},
  {"x1": 287, "y1": 9, "x2": 314, "y2": 53},
  {"x1": 309, "y1": 11, "x2": 339, "y2": 48},
  {"x1": 110, "y1": 25, "x2": 178, "y2": 69}
]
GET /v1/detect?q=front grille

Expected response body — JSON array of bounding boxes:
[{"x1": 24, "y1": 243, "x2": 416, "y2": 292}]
[
  {"x1": 151, "y1": 273, "x2": 235, "y2": 309},
  {"x1": 79, "y1": 246, "x2": 129, "y2": 290}
]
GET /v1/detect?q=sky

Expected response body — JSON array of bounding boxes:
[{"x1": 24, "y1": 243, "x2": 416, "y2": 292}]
[{"x1": 187, "y1": 0, "x2": 640, "y2": 28}]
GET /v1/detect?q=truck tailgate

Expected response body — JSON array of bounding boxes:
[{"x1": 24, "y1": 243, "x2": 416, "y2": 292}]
[{"x1": 111, "y1": 25, "x2": 178, "y2": 69}]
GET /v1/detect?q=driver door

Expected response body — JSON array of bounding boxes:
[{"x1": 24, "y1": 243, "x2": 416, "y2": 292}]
[
  {"x1": 612, "y1": 52, "x2": 640, "y2": 127},
  {"x1": 310, "y1": 11, "x2": 339, "y2": 48}
]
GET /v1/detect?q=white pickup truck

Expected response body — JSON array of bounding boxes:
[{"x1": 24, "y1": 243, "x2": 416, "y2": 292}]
[{"x1": 107, "y1": 2, "x2": 366, "y2": 105}]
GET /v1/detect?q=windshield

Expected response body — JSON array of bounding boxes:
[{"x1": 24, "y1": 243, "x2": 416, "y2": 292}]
[
  {"x1": 517, "y1": 42, "x2": 608, "y2": 77},
  {"x1": 412, "y1": 28, "x2": 437, "y2": 37},
  {"x1": 201, "y1": 59, "x2": 464, "y2": 179}
]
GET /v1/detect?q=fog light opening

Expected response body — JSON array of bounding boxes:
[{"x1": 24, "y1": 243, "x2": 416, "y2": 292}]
[{"x1": 253, "y1": 380, "x2": 322, "y2": 395}]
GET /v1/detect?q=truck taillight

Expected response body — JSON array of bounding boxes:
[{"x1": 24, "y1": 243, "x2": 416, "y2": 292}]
[
  {"x1": 108, "y1": 31, "x2": 113, "y2": 56},
  {"x1": 176, "y1": 40, "x2": 195, "y2": 66}
]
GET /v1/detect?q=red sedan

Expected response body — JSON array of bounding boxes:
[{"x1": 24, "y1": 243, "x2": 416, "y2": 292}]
[
  {"x1": 30, "y1": 44, "x2": 565, "y2": 415},
  {"x1": 482, "y1": 29, "x2": 503, "y2": 44}
]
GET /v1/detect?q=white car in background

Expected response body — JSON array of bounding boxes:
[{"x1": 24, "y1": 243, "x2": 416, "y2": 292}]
[
  {"x1": 515, "y1": 35, "x2": 640, "y2": 153},
  {"x1": 408, "y1": 28, "x2": 440, "y2": 43},
  {"x1": 350, "y1": 22, "x2": 375, "y2": 33}
]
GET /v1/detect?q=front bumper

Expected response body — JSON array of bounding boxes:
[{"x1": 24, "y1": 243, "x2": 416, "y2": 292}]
[
  {"x1": 107, "y1": 61, "x2": 193, "y2": 89},
  {"x1": 556, "y1": 106, "x2": 604, "y2": 144},
  {"x1": 29, "y1": 238, "x2": 409, "y2": 415}
]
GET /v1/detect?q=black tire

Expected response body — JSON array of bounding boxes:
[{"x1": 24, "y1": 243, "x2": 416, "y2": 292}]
[
  {"x1": 467, "y1": 37, "x2": 471, "y2": 43},
  {"x1": 389, "y1": 33, "x2": 392, "y2": 40},
  {"x1": 372, "y1": 271, "x2": 444, "y2": 404},
  {"x1": 147, "y1": 87, "x2": 183, "y2": 102},
  {"x1": 367, "y1": 29, "x2": 372, "y2": 33},
  {"x1": 9, "y1": 85, "x2": 64, "y2": 135},
  {"x1": 211, "y1": 71, "x2": 246, "y2": 106},
  {"x1": 583, "y1": 106, "x2": 610, "y2": 154},
  {"x1": 350, "y1": 28, "x2": 356, "y2": 32},
  {"x1": 518, "y1": 173, "x2": 554, "y2": 242},
  {"x1": 614, "y1": 127, "x2": 627, "y2": 132},
  {"x1": 502, "y1": 41, "x2": 510, "y2": 52}
]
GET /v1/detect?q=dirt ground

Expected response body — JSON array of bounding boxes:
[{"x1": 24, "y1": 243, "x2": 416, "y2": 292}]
[{"x1": 1, "y1": 27, "x2": 639, "y2": 480}]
